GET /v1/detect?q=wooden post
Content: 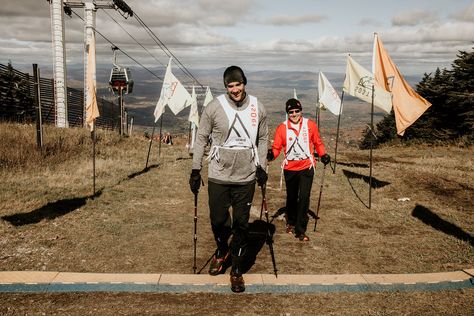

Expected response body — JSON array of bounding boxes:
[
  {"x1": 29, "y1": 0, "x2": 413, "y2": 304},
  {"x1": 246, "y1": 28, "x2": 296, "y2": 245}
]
[{"x1": 33, "y1": 64, "x2": 43, "y2": 149}]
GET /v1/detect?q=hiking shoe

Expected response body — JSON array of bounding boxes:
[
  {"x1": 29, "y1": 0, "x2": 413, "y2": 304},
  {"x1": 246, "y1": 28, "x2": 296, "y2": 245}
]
[
  {"x1": 208, "y1": 250, "x2": 229, "y2": 276},
  {"x1": 295, "y1": 234, "x2": 310, "y2": 242},
  {"x1": 286, "y1": 224, "x2": 295, "y2": 235},
  {"x1": 230, "y1": 271, "x2": 245, "y2": 293}
]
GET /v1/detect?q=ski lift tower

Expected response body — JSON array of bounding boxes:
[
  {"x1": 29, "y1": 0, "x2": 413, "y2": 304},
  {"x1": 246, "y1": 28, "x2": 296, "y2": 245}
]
[{"x1": 48, "y1": 0, "x2": 133, "y2": 128}]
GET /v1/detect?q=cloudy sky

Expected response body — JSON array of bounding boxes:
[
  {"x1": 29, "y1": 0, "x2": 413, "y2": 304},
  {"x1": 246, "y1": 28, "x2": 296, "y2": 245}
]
[{"x1": 1, "y1": 0, "x2": 473, "y2": 79}]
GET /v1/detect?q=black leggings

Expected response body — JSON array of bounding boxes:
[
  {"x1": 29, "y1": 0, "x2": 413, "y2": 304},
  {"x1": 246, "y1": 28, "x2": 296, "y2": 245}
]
[
  {"x1": 208, "y1": 181, "x2": 255, "y2": 272},
  {"x1": 284, "y1": 167, "x2": 314, "y2": 236}
]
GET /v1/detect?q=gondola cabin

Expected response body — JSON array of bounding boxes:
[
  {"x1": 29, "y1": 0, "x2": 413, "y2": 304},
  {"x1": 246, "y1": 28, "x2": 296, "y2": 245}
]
[{"x1": 109, "y1": 66, "x2": 134, "y2": 95}]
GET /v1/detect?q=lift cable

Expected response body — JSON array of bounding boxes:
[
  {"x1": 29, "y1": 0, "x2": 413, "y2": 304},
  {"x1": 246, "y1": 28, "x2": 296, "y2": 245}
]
[
  {"x1": 133, "y1": 12, "x2": 205, "y2": 89},
  {"x1": 101, "y1": 9, "x2": 166, "y2": 68},
  {"x1": 70, "y1": 9, "x2": 163, "y2": 81}
]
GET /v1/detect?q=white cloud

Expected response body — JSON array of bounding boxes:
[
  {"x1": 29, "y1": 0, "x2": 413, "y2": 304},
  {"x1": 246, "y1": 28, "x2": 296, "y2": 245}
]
[
  {"x1": 123, "y1": 0, "x2": 254, "y2": 27},
  {"x1": 450, "y1": 3, "x2": 474, "y2": 22},
  {"x1": 392, "y1": 10, "x2": 438, "y2": 26},
  {"x1": 263, "y1": 14, "x2": 327, "y2": 26},
  {"x1": 359, "y1": 18, "x2": 382, "y2": 27}
]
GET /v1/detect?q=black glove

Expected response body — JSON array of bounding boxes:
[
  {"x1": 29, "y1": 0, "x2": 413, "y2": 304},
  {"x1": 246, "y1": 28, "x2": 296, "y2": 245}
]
[
  {"x1": 321, "y1": 154, "x2": 331, "y2": 166},
  {"x1": 267, "y1": 149, "x2": 275, "y2": 162},
  {"x1": 255, "y1": 166, "x2": 268, "y2": 187},
  {"x1": 189, "y1": 169, "x2": 201, "y2": 194}
]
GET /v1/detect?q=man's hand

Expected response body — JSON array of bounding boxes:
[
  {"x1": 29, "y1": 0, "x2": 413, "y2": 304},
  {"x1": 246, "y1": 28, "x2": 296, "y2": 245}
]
[
  {"x1": 321, "y1": 154, "x2": 331, "y2": 166},
  {"x1": 267, "y1": 149, "x2": 275, "y2": 162},
  {"x1": 189, "y1": 169, "x2": 201, "y2": 194},
  {"x1": 256, "y1": 166, "x2": 268, "y2": 187}
]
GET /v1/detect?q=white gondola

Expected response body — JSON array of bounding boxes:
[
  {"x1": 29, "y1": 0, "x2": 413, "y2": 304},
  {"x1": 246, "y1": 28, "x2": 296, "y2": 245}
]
[{"x1": 109, "y1": 47, "x2": 133, "y2": 95}]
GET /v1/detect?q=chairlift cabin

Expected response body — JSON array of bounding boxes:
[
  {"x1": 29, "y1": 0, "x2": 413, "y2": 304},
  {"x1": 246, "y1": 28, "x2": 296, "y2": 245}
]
[{"x1": 109, "y1": 47, "x2": 133, "y2": 95}]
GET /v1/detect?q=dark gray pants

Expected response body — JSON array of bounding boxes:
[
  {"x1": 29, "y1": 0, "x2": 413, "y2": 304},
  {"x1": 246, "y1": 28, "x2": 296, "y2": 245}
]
[
  {"x1": 208, "y1": 181, "x2": 255, "y2": 274},
  {"x1": 284, "y1": 167, "x2": 314, "y2": 236}
]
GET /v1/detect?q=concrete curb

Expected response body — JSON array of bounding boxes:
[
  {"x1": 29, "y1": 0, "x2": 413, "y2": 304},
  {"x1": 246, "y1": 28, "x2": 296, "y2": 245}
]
[{"x1": 0, "y1": 270, "x2": 472, "y2": 293}]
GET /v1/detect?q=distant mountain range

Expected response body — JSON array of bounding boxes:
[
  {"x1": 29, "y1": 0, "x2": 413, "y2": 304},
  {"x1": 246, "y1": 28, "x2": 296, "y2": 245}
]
[{"x1": 9, "y1": 61, "x2": 423, "y2": 142}]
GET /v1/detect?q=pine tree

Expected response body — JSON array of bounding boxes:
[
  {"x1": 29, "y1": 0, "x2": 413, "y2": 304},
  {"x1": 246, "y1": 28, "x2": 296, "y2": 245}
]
[{"x1": 450, "y1": 50, "x2": 474, "y2": 141}]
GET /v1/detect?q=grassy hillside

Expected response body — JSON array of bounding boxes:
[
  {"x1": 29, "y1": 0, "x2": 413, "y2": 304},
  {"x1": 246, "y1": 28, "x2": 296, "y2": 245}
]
[{"x1": 1, "y1": 122, "x2": 473, "y2": 314}]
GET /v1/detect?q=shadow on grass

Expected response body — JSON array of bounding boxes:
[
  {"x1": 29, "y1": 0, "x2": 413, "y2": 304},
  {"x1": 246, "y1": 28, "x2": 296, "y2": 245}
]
[
  {"x1": 269, "y1": 206, "x2": 319, "y2": 224},
  {"x1": 244, "y1": 219, "x2": 277, "y2": 274},
  {"x1": 342, "y1": 169, "x2": 390, "y2": 208},
  {"x1": 342, "y1": 169, "x2": 391, "y2": 188},
  {"x1": 127, "y1": 164, "x2": 160, "y2": 180},
  {"x1": 2, "y1": 165, "x2": 159, "y2": 227},
  {"x1": 412, "y1": 204, "x2": 474, "y2": 247},
  {"x1": 1, "y1": 190, "x2": 103, "y2": 227},
  {"x1": 335, "y1": 161, "x2": 370, "y2": 168},
  {"x1": 194, "y1": 220, "x2": 277, "y2": 275}
]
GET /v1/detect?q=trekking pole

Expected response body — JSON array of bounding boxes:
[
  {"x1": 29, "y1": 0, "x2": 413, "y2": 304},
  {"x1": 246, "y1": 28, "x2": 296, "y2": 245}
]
[
  {"x1": 259, "y1": 165, "x2": 269, "y2": 220},
  {"x1": 313, "y1": 164, "x2": 327, "y2": 232},
  {"x1": 193, "y1": 192, "x2": 198, "y2": 274},
  {"x1": 261, "y1": 184, "x2": 278, "y2": 277},
  {"x1": 196, "y1": 251, "x2": 215, "y2": 274}
]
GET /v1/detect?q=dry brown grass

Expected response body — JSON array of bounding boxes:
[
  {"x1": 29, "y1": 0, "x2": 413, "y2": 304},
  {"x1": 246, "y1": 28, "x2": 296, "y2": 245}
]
[{"x1": 0, "y1": 122, "x2": 473, "y2": 314}]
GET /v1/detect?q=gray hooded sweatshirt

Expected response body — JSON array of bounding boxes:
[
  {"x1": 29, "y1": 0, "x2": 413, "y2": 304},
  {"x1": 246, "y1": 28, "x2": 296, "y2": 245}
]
[{"x1": 192, "y1": 93, "x2": 268, "y2": 185}]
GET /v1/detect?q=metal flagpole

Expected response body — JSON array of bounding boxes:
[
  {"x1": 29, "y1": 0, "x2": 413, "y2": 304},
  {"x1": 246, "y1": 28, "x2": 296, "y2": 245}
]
[
  {"x1": 145, "y1": 124, "x2": 156, "y2": 169},
  {"x1": 92, "y1": 129, "x2": 96, "y2": 195},
  {"x1": 158, "y1": 114, "x2": 163, "y2": 157},
  {"x1": 333, "y1": 91, "x2": 344, "y2": 174},
  {"x1": 369, "y1": 85, "x2": 374, "y2": 209}
]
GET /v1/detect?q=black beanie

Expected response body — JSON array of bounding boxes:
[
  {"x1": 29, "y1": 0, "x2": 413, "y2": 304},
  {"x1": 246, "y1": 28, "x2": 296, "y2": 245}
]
[
  {"x1": 285, "y1": 98, "x2": 302, "y2": 113},
  {"x1": 223, "y1": 66, "x2": 247, "y2": 87}
]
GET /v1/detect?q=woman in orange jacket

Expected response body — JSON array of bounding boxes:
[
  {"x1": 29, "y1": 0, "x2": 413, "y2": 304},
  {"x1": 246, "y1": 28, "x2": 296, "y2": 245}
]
[{"x1": 267, "y1": 98, "x2": 330, "y2": 241}]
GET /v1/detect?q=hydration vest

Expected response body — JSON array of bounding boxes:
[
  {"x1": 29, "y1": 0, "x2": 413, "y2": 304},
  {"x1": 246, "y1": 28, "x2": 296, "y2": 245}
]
[
  {"x1": 283, "y1": 117, "x2": 314, "y2": 168},
  {"x1": 209, "y1": 94, "x2": 260, "y2": 165}
]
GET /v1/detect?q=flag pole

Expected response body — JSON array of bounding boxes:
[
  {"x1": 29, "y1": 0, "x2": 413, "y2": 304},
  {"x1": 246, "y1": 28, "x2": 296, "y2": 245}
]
[
  {"x1": 369, "y1": 85, "x2": 374, "y2": 209},
  {"x1": 333, "y1": 91, "x2": 344, "y2": 174},
  {"x1": 92, "y1": 128, "x2": 96, "y2": 196},
  {"x1": 187, "y1": 122, "x2": 192, "y2": 149},
  {"x1": 158, "y1": 114, "x2": 163, "y2": 157},
  {"x1": 145, "y1": 123, "x2": 156, "y2": 169}
]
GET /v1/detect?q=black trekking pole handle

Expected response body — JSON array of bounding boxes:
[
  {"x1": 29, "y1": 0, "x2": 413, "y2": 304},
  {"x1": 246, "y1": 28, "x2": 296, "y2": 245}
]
[{"x1": 313, "y1": 164, "x2": 327, "y2": 232}]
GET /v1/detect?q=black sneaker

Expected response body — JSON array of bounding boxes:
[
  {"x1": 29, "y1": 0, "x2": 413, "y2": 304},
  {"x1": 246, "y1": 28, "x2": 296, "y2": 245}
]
[
  {"x1": 208, "y1": 250, "x2": 229, "y2": 276},
  {"x1": 230, "y1": 271, "x2": 245, "y2": 293}
]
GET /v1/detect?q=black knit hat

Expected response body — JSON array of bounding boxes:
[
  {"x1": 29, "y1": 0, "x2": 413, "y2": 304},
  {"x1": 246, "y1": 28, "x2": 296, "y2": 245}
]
[
  {"x1": 223, "y1": 66, "x2": 247, "y2": 87},
  {"x1": 285, "y1": 98, "x2": 302, "y2": 113}
]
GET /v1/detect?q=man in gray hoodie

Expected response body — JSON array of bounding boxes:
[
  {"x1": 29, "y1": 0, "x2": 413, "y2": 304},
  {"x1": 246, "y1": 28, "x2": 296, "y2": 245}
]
[{"x1": 189, "y1": 66, "x2": 268, "y2": 293}]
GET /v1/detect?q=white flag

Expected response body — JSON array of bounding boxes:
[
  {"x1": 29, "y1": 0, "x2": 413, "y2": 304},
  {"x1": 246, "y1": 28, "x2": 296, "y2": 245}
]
[
  {"x1": 318, "y1": 72, "x2": 342, "y2": 116},
  {"x1": 293, "y1": 88, "x2": 298, "y2": 99},
  {"x1": 153, "y1": 58, "x2": 192, "y2": 122},
  {"x1": 342, "y1": 55, "x2": 392, "y2": 113},
  {"x1": 188, "y1": 85, "x2": 199, "y2": 127},
  {"x1": 202, "y1": 86, "x2": 213, "y2": 108}
]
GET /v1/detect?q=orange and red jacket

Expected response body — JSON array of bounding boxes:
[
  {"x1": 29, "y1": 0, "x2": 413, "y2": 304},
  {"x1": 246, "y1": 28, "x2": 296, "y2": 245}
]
[{"x1": 271, "y1": 118, "x2": 326, "y2": 171}]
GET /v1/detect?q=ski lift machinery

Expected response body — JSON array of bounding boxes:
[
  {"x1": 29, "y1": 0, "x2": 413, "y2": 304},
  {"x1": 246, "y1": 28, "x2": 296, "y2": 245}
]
[{"x1": 109, "y1": 46, "x2": 133, "y2": 94}]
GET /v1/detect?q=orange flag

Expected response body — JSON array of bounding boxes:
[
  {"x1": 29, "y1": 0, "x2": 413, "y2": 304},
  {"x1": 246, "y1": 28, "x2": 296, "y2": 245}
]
[
  {"x1": 86, "y1": 32, "x2": 100, "y2": 131},
  {"x1": 372, "y1": 33, "x2": 431, "y2": 136}
]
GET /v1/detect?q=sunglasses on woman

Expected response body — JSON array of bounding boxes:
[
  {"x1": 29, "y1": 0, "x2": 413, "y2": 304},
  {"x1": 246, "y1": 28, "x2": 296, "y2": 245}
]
[{"x1": 288, "y1": 109, "x2": 301, "y2": 114}]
